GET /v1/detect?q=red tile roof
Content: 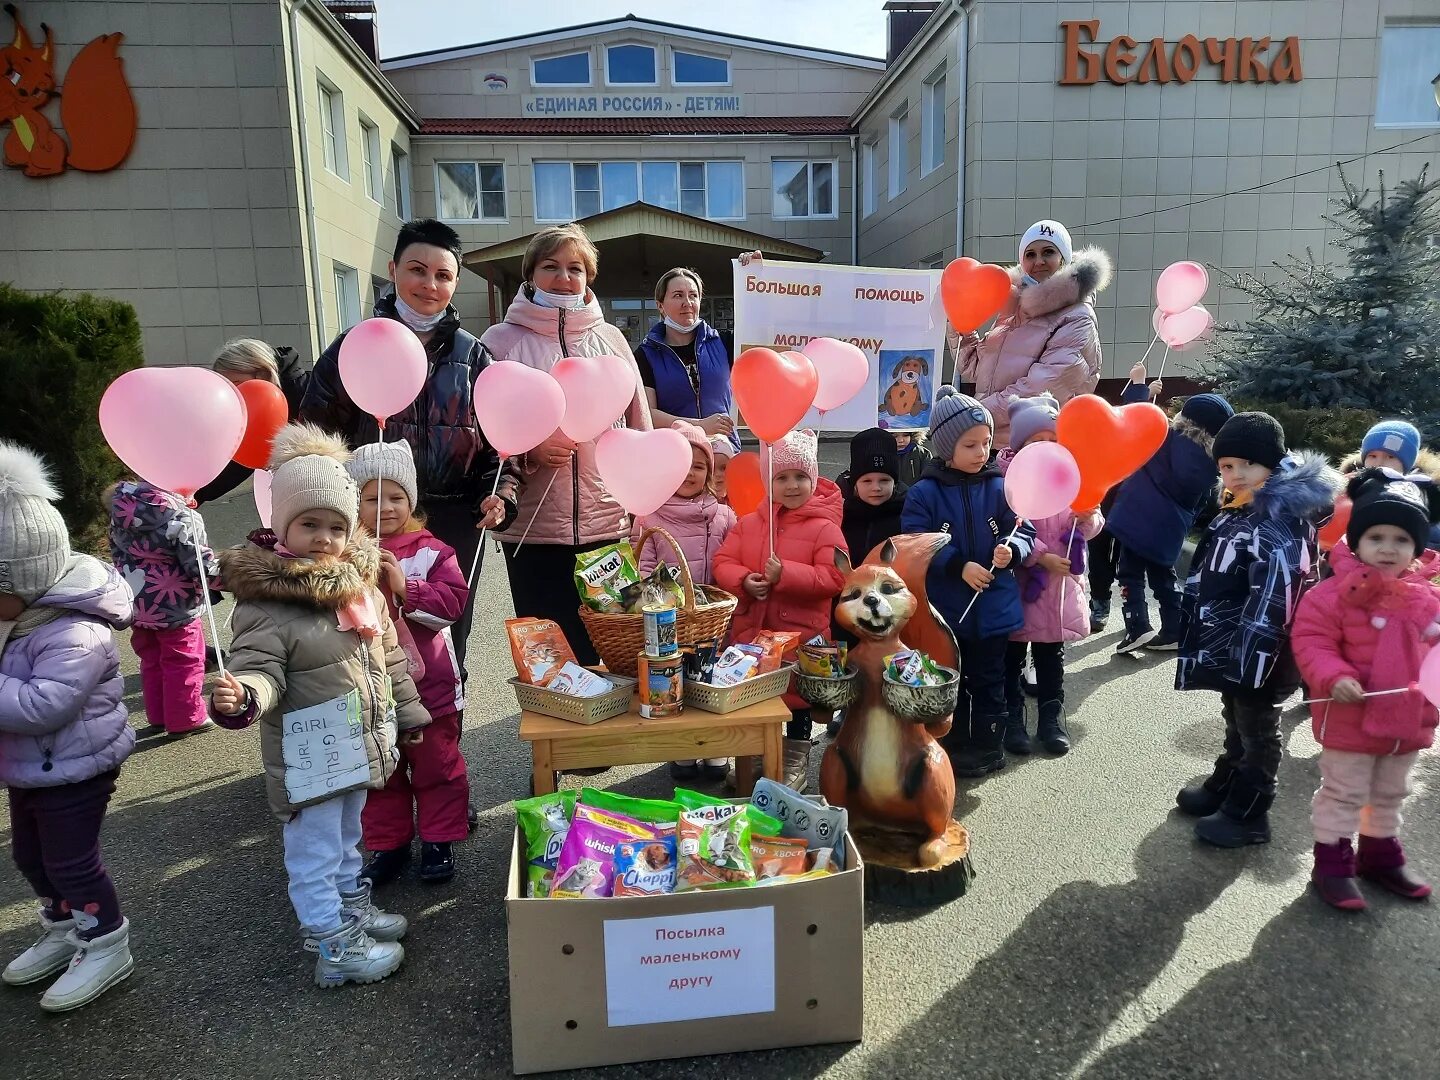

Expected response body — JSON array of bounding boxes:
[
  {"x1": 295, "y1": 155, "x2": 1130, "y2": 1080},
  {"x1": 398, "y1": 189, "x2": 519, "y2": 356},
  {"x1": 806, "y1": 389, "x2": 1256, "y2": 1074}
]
[{"x1": 418, "y1": 116, "x2": 855, "y2": 137}]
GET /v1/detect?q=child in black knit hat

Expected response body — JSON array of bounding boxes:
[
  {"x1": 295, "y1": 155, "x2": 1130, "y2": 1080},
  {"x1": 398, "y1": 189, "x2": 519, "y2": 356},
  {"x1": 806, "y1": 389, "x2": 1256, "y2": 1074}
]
[
  {"x1": 1174, "y1": 411, "x2": 1342, "y2": 848},
  {"x1": 839, "y1": 428, "x2": 909, "y2": 563}
]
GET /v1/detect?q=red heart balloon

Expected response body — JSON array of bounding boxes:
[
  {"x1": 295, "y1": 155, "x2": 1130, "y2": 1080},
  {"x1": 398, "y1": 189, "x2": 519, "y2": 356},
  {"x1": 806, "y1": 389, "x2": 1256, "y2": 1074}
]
[
  {"x1": 233, "y1": 379, "x2": 290, "y2": 469},
  {"x1": 726, "y1": 451, "x2": 765, "y2": 517},
  {"x1": 1318, "y1": 495, "x2": 1351, "y2": 553},
  {"x1": 941, "y1": 259, "x2": 1013, "y2": 334},
  {"x1": 1056, "y1": 394, "x2": 1169, "y2": 511},
  {"x1": 732, "y1": 347, "x2": 818, "y2": 443}
]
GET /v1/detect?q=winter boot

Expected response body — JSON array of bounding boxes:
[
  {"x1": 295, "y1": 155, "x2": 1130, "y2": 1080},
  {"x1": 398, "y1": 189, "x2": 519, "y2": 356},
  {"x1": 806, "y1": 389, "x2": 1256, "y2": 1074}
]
[
  {"x1": 304, "y1": 882, "x2": 408, "y2": 953},
  {"x1": 951, "y1": 713, "x2": 1006, "y2": 778},
  {"x1": 360, "y1": 845, "x2": 411, "y2": 888},
  {"x1": 1036, "y1": 700, "x2": 1071, "y2": 756},
  {"x1": 1311, "y1": 840, "x2": 1366, "y2": 911},
  {"x1": 419, "y1": 841, "x2": 455, "y2": 884},
  {"x1": 1089, "y1": 596, "x2": 1110, "y2": 634},
  {"x1": 1194, "y1": 767, "x2": 1274, "y2": 847},
  {"x1": 783, "y1": 738, "x2": 812, "y2": 793},
  {"x1": 312, "y1": 918, "x2": 403, "y2": 988},
  {"x1": 700, "y1": 758, "x2": 731, "y2": 781},
  {"x1": 1115, "y1": 605, "x2": 1157, "y2": 654},
  {"x1": 1357, "y1": 835, "x2": 1432, "y2": 900},
  {"x1": 2, "y1": 911, "x2": 77, "y2": 986},
  {"x1": 1176, "y1": 758, "x2": 1238, "y2": 817},
  {"x1": 38, "y1": 918, "x2": 134, "y2": 1012},
  {"x1": 1003, "y1": 699, "x2": 1032, "y2": 755}
]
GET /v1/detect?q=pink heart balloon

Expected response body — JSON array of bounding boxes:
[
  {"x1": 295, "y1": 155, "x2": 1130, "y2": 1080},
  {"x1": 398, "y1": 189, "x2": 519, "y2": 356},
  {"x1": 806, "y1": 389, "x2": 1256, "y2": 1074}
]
[
  {"x1": 339, "y1": 318, "x2": 428, "y2": 422},
  {"x1": 553, "y1": 355, "x2": 635, "y2": 443},
  {"x1": 252, "y1": 469, "x2": 273, "y2": 529},
  {"x1": 1152, "y1": 306, "x2": 1166, "y2": 336},
  {"x1": 1159, "y1": 304, "x2": 1213, "y2": 349},
  {"x1": 99, "y1": 367, "x2": 247, "y2": 498},
  {"x1": 1155, "y1": 261, "x2": 1209, "y2": 315},
  {"x1": 1419, "y1": 646, "x2": 1440, "y2": 710},
  {"x1": 595, "y1": 427, "x2": 692, "y2": 517},
  {"x1": 1003, "y1": 441, "x2": 1081, "y2": 521},
  {"x1": 802, "y1": 337, "x2": 870, "y2": 413},
  {"x1": 474, "y1": 361, "x2": 565, "y2": 458}
]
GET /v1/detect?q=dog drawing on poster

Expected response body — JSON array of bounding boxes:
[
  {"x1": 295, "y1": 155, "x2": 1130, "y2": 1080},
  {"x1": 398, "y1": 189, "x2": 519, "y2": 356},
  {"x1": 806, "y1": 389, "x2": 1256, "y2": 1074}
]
[{"x1": 879, "y1": 349, "x2": 935, "y2": 427}]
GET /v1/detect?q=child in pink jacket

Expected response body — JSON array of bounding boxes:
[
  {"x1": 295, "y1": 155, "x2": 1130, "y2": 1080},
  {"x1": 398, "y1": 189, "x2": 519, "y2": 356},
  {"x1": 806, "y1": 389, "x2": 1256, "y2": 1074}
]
[
  {"x1": 996, "y1": 396, "x2": 1102, "y2": 759},
  {"x1": 1291, "y1": 469, "x2": 1440, "y2": 911},
  {"x1": 348, "y1": 441, "x2": 471, "y2": 888},
  {"x1": 630, "y1": 421, "x2": 738, "y2": 587},
  {"x1": 713, "y1": 429, "x2": 847, "y2": 790},
  {"x1": 630, "y1": 421, "x2": 737, "y2": 783}
]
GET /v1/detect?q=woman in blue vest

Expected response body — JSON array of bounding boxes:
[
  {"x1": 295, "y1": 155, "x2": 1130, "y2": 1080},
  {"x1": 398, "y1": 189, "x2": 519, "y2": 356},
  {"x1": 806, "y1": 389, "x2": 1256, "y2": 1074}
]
[{"x1": 633, "y1": 259, "x2": 758, "y2": 454}]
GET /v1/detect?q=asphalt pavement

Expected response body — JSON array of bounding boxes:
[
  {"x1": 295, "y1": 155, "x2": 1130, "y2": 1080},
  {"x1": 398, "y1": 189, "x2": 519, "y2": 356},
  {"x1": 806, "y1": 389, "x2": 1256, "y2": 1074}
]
[{"x1": 3, "y1": 452, "x2": 1438, "y2": 1079}]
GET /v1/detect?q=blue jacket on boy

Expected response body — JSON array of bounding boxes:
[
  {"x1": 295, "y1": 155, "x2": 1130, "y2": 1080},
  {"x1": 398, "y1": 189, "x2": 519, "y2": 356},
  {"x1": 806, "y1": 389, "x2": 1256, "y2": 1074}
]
[
  {"x1": 902, "y1": 459, "x2": 1036, "y2": 641},
  {"x1": 1107, "y1": 386, "x2": 1233, "y2": 568}
]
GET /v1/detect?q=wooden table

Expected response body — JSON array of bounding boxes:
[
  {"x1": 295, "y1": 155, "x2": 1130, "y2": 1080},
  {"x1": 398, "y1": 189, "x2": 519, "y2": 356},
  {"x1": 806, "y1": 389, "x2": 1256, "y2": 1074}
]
[{"x1": 519, "y1": 695, "x2": 788, "y2": 797}]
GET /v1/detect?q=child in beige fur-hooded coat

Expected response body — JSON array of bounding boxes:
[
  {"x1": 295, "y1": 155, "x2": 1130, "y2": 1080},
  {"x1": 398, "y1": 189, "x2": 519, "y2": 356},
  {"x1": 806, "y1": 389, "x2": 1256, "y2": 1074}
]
[{"x1": 209, "y1": 424, "x2": 429, "y2": 987}]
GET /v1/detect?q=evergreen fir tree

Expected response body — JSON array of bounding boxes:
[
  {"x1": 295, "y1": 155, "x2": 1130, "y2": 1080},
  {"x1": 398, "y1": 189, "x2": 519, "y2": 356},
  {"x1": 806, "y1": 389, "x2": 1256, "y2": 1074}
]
[{"x1": 1202, "y1": 166, "x2": 1440, "y2": 433}]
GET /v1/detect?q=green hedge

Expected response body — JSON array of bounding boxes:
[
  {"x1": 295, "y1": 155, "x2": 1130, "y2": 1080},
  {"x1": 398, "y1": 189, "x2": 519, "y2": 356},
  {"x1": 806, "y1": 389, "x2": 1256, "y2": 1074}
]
[
  {"x1": 1230, "y1": 399, "x2": 1380, "y2": 465},
  {"x1": 0, "y1": 284, "x2": 143, "y2": 552}
]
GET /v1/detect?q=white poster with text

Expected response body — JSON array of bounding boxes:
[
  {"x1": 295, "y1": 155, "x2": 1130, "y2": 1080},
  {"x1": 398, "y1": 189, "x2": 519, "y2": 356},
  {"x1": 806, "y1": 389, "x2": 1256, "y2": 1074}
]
[
  {"x1": 602, "y1": 907, "x2": 775, "y2": 1027},
  {"x1": 732, "y1": 259, "x2": 947, "y2": 433}
]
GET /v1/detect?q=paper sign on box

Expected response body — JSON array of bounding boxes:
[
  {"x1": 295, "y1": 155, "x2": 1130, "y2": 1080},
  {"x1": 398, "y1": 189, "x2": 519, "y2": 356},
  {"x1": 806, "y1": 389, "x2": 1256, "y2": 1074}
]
[{"x1": 603, "y1": 907, "x2": 776, "y2": 1026}]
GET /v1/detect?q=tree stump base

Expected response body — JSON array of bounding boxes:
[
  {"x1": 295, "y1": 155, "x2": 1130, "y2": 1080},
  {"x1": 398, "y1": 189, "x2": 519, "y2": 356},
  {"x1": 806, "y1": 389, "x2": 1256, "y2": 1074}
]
[{"x1": 856, "y1": 820, "x2": 974, "y2": 908}]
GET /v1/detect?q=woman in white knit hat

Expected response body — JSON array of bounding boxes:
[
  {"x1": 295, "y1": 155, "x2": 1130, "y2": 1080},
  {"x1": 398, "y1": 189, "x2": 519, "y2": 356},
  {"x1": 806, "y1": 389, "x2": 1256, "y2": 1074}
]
[{"x1": 955, "y1": 219, "x2": 1113, "y2": 449}]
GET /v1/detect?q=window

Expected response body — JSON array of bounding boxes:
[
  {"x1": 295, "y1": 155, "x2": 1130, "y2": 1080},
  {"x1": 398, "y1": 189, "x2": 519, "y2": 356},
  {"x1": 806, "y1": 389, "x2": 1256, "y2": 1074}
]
[
  {"x1": 1375, "y1": 25, "x2": 1440, "y2": 126},
  {"x1": 921, "y1": 252, "x2": 946, "y2": 270},
  {"x1": 673, "y1": 50, "x2": 729, "y2": 85},
  {"x1": 333, "y1": 264, "x2": 361, "y2": 333},
  {"x1": 360, "y1": 117, "x2": 382, "y2": 202},
  {"x1": 861, "y1": 141, "x2": 877, "y2": 217},
  {"x1": 371, "y1": 275, "x2": 390, "y2": 307},
  {"x1": 922, "y1": 68, "x2": 946, "y2": 175},
  {"x1": 386, "y1": 145, "x2": 410, "y2": 218},
  {"x1": 888, "y1": 104, "x2": 909, "y2": 199},
  {"x1": 533, "y1": 51, "x2": 590, "y2": 85},
  {"x1": 771, "y1": 160, "x2": 835, "y2": 219},
  {"x1": 436, "y1": 161, "x2": 506, "y2": 222},
  {"x1": 534, "y1": 160, "x2": 744, "y2": 221},
  {"x1": 606, "y1": 44, "x2": 656, "y2": 85},
  {"x1": 317, "y1": 78, "x2": 347, "y2": 179}
]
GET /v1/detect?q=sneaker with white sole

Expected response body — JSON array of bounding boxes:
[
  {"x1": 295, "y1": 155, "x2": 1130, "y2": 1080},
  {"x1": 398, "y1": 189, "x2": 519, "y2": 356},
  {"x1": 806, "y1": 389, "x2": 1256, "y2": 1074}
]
[
  {"x1": 2, "y1": 911, "x2": 77, "y2": 986},
  {"x1": 1146, "y1": 630, "x2": 1180, "y2": 651},
  {"x1": 1116, "y1": 628, "x2": 1158, "y2": 655},
  {"x1": 38, "y1": 918, "x2": 134, "y2": 1012},
  {"x1": 312, "y1": 918, "x2": 403, "y2": 988}
]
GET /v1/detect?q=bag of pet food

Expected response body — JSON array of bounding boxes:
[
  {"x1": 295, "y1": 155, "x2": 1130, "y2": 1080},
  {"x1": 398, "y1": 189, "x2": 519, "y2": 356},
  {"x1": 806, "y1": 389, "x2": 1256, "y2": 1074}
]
[
  {"x1": 626, "y1": 563, "x2": 685, "y2": 614},
  {"x1": 552, "y1": 804, "x2": 657, "y2": 899},
  {"x1": 673, "y1": 788, "x2": 783, "y2": 837},
  {"x1": 574, "y1": 542, "x2": 642, "y2": 613},
  {"x1": 515, "y1": 790, "x2": 578, "y2": 898},
  {"x1": 579, "y1": 789, "x2": 682, "y2": 835},
  {"x1": 612, "y1": 836, "x2": 678, "y2": 897},
  {"x1": 750, "y1": 630, "x2": 801, "y2": 673},
  {"x1": 749, "y1": 777, "x2": 849, "y2": 870},
  {"x1": 751, "y1": 834, "x2": 810, "y2": 879},
  {"x1": 506, "y1": 617, "x2": 577, "y2": 686},
  {"x1": 674, "y1": 802, "x2": 756, "y2": 892}
]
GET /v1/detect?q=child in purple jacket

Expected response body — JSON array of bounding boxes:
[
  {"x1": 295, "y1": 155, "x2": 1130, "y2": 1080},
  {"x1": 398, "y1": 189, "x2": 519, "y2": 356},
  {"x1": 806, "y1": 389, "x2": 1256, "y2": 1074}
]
[
  {"x1": 108, "y1": 479, "x2": 219, "y2": 735},
  {"x1": 0, "y1": 442, "x2": 137, "y2": 1012}
]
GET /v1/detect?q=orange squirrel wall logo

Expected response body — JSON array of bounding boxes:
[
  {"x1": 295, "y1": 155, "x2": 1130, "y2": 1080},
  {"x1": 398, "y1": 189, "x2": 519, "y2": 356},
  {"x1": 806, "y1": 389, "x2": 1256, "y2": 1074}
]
[{"x1": 1, "y1": 3, "x2": 137, "y2": 177}]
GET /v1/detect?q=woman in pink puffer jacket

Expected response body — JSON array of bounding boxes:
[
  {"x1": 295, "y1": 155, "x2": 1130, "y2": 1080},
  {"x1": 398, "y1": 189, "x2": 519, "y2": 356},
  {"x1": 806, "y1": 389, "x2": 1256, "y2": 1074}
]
[
  {"x1": 1291, "y1": 469, "x2": 1440, "y2": 911},
  {"x1": 484, "y1": 224, "x2": 652, "y2": 665},
  {"x1": 955, "y1": 220, "x2": 1112, "y2": 449}
]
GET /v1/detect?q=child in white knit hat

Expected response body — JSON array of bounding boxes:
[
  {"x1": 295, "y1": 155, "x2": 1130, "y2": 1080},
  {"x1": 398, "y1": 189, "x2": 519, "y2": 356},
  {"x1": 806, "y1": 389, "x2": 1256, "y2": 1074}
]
[
  {"x1": 346, "y1": 439, "x2": 472, "y2": 887},
  {"x1": 0, "y1": 441, "x2": 137, "y2": 1012},
  {"x1": 209, "y1": 424, "x2": 431, "y2": 989}
]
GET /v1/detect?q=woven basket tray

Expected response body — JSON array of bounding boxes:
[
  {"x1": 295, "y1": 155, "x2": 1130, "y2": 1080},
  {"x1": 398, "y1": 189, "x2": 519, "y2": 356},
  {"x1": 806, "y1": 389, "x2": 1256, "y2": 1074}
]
[
  {"x1": 684, "y1": 664, "x2": 793, "y2": 714},
  {"x1": 509, "y1": 671, "x2": 637, "y2": 725},
  {"x1": 578, "y1": 526, "x2": 737, "y2": 678}
]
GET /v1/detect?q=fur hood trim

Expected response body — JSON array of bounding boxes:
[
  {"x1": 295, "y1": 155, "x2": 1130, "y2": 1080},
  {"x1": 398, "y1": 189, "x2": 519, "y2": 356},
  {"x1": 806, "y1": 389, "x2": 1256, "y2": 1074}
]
[
  {"x1": 1173, "y1": 415, "x2": 1216, "y2": 456},
  {"x1": 1006, "y1": 247, "x2": 1114, "y2": 319},
  {"x1": 218, "y1": 536, "x2": 380, "y2": 608},
  {"x1": 0, "y1": 440, "x2": 60, "y2": 502},
  {"x1": 1340, "y1": 448, "x2": 1440, "y2": 483},
  {"x1": 1251, "y1": 450, "x2": 1343, "y2": 524}
]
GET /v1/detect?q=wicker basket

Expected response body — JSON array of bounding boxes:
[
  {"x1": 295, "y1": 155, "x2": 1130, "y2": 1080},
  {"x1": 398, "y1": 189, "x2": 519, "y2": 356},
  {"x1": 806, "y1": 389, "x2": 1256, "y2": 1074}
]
[
  {"x1": 509, "y1": 672, "x2": 637, "y2": 725},
  {"x1": 684, "y1": 663, "x2": 793, "y2": 714},
  {"x1": 578, "y1": 526, "x2": 737, "y2": 678},
  {"x1": 794, "y1": 666, "x2": 861, "y2": 711},
  {"x1": 881, "y1": 666, "x2": 961, "y2": 722}
]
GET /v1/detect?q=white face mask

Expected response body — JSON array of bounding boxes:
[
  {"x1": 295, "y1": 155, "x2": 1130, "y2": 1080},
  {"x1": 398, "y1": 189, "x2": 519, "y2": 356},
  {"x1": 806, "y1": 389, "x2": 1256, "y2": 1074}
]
[
  {"x1": 531, "y1": 285, "x2": 586, "y2": 310},
  {"x1": 393, "y1": 293, "x2": 446, "y2": 333},
  {"x1": 1020, "y1": 273, "x2": 1041, "y2": 287},
  {"x1": 663, "y1": 315, "x2": 700, "y2": 334}
]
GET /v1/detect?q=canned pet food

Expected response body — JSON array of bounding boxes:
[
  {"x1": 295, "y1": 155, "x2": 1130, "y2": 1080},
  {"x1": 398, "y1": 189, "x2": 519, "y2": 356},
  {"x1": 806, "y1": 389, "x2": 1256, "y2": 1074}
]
[
  {"x1": 642, "y1": 603, "x2": 677, "y2": 658},
  {"x1": 637, "y1": 651, "x2": 684, "y2": 719}
]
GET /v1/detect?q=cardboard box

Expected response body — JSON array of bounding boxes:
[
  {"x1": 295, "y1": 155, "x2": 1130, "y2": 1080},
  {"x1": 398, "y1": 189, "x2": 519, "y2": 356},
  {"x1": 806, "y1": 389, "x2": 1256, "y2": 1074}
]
[{"x1": 506, "y1": 827, "x2": 864, "y2": 1074}]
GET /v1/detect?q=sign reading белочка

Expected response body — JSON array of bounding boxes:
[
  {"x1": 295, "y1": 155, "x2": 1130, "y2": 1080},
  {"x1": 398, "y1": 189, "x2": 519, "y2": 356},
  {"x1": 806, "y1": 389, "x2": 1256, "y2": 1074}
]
[
  {"x1": 603, "y1": 908, "x2": 775, "y2": 1026},
  {"x1": 523, "y1": 93, "x2": 743, "y2": 117}
]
